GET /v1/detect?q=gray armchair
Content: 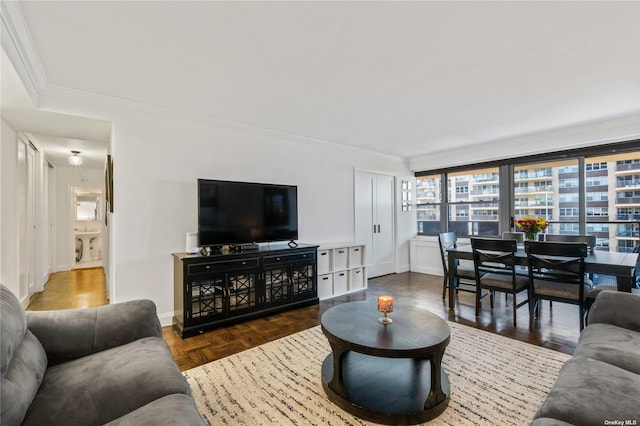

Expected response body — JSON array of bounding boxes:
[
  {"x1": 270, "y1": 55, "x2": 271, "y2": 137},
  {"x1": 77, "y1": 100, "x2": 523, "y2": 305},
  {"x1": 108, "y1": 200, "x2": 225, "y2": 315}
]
[{"x1": 1, "y1": 284, "x2": 205, "y2": 426}]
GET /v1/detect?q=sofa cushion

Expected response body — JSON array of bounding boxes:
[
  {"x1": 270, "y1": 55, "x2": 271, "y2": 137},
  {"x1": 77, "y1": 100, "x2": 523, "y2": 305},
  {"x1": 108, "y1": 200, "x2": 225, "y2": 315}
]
[
  {"x1": 1, "y1": 284, "x2": 28, "y2": 376},
  {"x1": 104, "y1": 394, "x2": 205, "y2": 426},
  {"x1": 1, "y1": 285, "x2": 48, "y2": 426},
  {"x1": 1, "y1": 331, "x2": 48, "y2": 426},
  {"x1": 22, "y1": 336, "x2": 192, "y2": 426},
  {"x1": 534, "y1": 356, "x2": 640, "y2": 425},
  {"x1": 574, "y1": 322, "x2": 640, "y2": 375}
]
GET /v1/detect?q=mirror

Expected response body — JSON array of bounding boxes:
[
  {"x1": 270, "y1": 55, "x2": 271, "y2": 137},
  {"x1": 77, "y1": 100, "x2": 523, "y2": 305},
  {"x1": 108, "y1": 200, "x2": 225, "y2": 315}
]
[{"x1": 76, "y1": 195, "x2": 100, "y2": 221}]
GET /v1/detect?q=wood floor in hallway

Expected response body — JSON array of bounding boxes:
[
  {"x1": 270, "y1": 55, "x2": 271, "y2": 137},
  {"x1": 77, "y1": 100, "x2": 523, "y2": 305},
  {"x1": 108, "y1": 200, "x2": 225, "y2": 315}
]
[
  {"x1": 29, "y1": 269, "x2": 580, "y2": 372},
  {"x1": 26, "y1": 267, "x2": 109, "y2": 310}
]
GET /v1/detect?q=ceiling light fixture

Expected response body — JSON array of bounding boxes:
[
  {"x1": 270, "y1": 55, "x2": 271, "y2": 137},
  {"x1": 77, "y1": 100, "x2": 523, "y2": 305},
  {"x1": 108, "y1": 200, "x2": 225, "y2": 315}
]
[{"x1": 68, "y1": 150, "x2": 83, "y2": 166}]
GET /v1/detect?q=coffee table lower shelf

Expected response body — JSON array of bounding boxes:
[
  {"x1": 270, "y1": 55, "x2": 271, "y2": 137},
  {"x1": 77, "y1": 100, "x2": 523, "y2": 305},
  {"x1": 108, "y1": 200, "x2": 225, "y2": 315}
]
[{"x1": 321, "y1": 351, "x2": 450, "y2": 425}]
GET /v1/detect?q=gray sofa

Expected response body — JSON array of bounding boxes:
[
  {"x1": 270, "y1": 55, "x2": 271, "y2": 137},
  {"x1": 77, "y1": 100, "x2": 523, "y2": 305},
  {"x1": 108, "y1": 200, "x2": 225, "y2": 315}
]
[
  {"x1": 0, "y1": 284, "x2": 205, "y2": 426},
  {"x1": 531, "y1": 290, "x2": 640, "y2": 426}
]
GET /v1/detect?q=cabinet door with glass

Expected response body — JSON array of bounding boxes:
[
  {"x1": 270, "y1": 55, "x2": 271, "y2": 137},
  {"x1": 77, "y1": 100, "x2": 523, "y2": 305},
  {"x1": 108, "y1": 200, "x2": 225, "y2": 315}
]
[
  {"x1": 185, "y1": 257, "x2": 260, "y2": 325},
  {"x1": 262, "y1": 249, "x2": 316, "y2": 306},
  {"x1": 290, "y1": 260, "x2": 316, "y2": 301}
]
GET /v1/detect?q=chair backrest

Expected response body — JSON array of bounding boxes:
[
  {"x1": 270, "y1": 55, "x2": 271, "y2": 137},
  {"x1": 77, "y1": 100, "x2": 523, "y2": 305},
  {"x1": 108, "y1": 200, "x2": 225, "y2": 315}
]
[
  {"x1": 438, "y1": 232, "x2": 458, "y2": 273},
  {"x1": 471, "y1": 237, "x2": 518, "y2": 277},
  {"x1": 543, "y1": 234, "x2": 596, "y2": 254},
  {"x1": 524, "y1": 241, "x2": 588, "y2": 288},
  {"x1": 502, "y1": 232, "x2": 524, "y2": 243}
]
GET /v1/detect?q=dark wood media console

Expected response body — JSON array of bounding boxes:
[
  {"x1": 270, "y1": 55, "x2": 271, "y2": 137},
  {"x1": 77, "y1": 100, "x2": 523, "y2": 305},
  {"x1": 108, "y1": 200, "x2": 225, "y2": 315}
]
[{"x1": 172, "y1": 243, "x2": 318, "y2": 338}]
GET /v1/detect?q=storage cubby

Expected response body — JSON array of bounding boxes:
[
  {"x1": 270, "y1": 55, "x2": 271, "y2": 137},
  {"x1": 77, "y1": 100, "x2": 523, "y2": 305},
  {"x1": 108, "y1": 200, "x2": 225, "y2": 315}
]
[{"x1": 316, "y1": 243, "x2": 367, "y2": 300}]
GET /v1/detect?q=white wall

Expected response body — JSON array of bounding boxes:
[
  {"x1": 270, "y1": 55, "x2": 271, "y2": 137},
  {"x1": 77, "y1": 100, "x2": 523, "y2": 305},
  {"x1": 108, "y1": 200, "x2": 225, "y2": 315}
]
[
  {"x1": 26, "y1": 93, "x2": 411, "y2": 323},
  {"x1": 98, "y1": 110, "x2": 413, "y2": 324},
  {"x1": 1, "y1": 120, "x2": 21, "y2": 301}
]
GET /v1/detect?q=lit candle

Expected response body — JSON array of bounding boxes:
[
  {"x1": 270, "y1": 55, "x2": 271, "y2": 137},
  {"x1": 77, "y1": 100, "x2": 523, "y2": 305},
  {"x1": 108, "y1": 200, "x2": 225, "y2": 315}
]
[
  {"x1": 377, "y1": 295, "x2": 394, "y2": 324},
  {"x1": 378, "y1": 295, "x2": 394, "y2": 314}
]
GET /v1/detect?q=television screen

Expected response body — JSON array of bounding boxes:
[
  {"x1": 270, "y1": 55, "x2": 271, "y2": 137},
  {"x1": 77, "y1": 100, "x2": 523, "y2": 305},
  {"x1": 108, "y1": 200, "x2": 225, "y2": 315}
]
[{"x1": 197, "y1": 179, "x2": 298, "y2": 247}]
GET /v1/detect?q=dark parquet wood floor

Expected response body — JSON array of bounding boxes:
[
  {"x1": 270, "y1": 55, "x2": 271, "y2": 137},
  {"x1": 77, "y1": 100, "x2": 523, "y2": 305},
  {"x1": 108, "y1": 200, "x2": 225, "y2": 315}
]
[{"x1": 28, "y1": 268, "x2": 580, "y2": 372}]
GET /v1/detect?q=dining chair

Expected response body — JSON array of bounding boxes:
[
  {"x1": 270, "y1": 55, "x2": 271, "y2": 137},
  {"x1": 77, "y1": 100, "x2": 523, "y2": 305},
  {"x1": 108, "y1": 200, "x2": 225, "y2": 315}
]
[
  {"x1": 543, "y1": 234, "x2": 596, "y2": 254},
  {"x1": 438, "y1": 232, "x2": 477, "y2": 299},
  {"x1": 471, "y1": 237, "x2": 530, "y2": 327},
  {"x1": 525, "y1": 240, "x2": 592, "y2": 330},
  {"x1": 501, "y1": 232, "x2": 530, "y2": 277}
]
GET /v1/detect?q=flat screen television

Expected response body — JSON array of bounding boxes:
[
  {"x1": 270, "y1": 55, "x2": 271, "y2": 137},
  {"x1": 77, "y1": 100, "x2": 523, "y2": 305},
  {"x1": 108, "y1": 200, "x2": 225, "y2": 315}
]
[{"x1": 197, "y1": 179, "x2": 298, "y2": 247}]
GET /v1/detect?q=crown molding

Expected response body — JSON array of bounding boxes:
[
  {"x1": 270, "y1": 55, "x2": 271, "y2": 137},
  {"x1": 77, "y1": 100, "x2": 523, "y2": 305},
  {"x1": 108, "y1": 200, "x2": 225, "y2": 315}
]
[
  {"x1": 1, "y1": 0, "x2": 402, "y2": 163},
  {"x1": 39, "y1": 83, "x2": 405, "y2": 163},
  {"x1": 408, "y1": 111, "x2": 640, "y2": 172},
  {"x1": 1, "y1": 0, "x2": 48, "y2": 105}
]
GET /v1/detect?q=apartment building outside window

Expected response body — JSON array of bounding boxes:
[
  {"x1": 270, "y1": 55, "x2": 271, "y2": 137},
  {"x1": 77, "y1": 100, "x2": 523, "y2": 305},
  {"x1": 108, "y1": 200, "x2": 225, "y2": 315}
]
[{"x1": 415, "y1": 142, "x2": 640, "y2": 255}]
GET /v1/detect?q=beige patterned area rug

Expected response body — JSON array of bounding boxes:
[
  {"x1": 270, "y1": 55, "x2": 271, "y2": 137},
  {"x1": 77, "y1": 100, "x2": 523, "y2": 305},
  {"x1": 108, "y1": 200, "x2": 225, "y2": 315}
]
[{"x1": 184, "y1": 322, "x2": 570, "y2": 425}]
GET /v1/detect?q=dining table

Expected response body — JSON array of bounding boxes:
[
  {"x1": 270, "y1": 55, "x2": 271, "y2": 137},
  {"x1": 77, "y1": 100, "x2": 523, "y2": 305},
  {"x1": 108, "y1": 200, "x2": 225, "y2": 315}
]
[{"x1": 446, "y1": 243, "x2": 638, "y2": 310}]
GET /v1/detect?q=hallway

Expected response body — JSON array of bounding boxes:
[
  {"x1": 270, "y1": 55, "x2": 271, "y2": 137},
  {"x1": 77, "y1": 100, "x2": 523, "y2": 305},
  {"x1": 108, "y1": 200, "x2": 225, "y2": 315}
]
[{"x1": 26, "y1": 268, "x2": 108, "y2": 311}]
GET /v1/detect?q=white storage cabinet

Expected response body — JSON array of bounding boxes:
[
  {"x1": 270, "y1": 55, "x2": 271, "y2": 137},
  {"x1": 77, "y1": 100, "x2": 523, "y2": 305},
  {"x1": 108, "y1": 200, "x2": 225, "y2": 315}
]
[{"x1": 316, "y1": 243, "x2": 367, "y2": 300}]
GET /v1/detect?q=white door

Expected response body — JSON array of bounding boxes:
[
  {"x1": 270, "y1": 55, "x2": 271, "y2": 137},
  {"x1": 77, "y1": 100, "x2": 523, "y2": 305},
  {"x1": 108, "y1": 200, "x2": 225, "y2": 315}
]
[
  {"x1": 373, "y1": 174, "x2": 395, "y2": 276},
  {"x1": 26, "y1": 142, "x2": 36, "y2": 294},
  {"x1": 17, "y1": 137, "x2": 37, "y2": 298},
  {"x1": 355, "y1": 171, "x2": 396, "y2": 278}
]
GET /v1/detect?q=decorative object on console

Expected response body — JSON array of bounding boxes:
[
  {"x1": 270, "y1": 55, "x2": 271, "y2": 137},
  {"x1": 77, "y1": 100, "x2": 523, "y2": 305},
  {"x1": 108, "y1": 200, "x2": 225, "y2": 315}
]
[
  {"x1": 377, "y1": 295, "x2": 394, "y2": 324},
  {"x1": 186, "y1": 232, "x2": 199, "y2": 254},
  {"x1": 515, "y1": 216, "x2": 548, "y2": 241}
]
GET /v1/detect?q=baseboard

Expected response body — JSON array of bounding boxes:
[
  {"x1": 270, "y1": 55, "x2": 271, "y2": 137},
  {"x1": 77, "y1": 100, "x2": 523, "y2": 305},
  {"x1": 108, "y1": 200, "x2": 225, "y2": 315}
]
[
  {"x1": 158, "y1": 311, "x2": 174, "y2": 327},
  {"x1": 397, "y1": 263, "x2": 410, "y2": 273},
  {"x1": 410, "y1": 266, "x2": 443, "y2": 276},
  {"x1": 56, "y1": 264, "x2": 71, "y2": 272},
  {"x1": 19, "y1": 295, "x2": 30, "y2": 310}
]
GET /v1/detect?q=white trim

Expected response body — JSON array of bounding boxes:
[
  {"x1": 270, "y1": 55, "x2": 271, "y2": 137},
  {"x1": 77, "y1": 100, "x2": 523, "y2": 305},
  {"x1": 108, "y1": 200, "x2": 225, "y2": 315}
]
[
  {"x1": 409, "y1": 112, "x2": 640, "y2": 172},
  {"x1": 39, "y1": 84, "x2": 404, "y2": 162},
  {"x1": 0, "y1": 1, "x2": 48, "y2": 104},
  {"x1": 158, "y1": 311, "x2": 174, "y2": 328}
]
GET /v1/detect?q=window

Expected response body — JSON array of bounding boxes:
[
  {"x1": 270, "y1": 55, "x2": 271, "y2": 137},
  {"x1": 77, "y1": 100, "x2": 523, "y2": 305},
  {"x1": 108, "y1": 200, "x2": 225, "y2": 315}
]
[
  {"x1": 513, "y1": 161, "x2": 571, "y2": 226},
  {"x1": 559, "y1": 208, "x2": 579, "y2": 217},
  {"x1": 560, "y1": 223, "x2": 580, "y2": 233},
  {"x1": 559, "y1": 178, "x2": 578, "y2": 188},
  {"x1": 586, "y1": 162, "x2": 608, "y2": 171},
  {"x1": 586, "y1": 192, "x2": 608, "y2": 201},
  {"x1": 586, "y1": 177, "x2": 606, "y2": 186},
  {"x1": 586, "y1": 207, "x2": 608, "y2": 216},
  {"x1": 448, "y1": 167, "x2": 500, "y2": 237},
  {"x1": 560, "y1": 194, "x2": 579, "y2": 203},
  {"x1": 558, "y1": 165, "x2": 579, "y2": 173},
  {"x1": 587, "y1": 224, "x2": 610, "y2": 233},
  {"x1": 416, "y1": 174, "x2": 442, "y2": 234},
  {"x1": 416, "y1": 144, "x2": 640, "y2": 256}
]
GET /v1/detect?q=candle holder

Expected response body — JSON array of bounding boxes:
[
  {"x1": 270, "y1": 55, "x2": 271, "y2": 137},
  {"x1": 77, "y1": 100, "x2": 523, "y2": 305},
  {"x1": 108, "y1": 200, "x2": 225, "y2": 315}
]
[{"x1": 377, "y1": 295, "x2": 394, "y2": 324}]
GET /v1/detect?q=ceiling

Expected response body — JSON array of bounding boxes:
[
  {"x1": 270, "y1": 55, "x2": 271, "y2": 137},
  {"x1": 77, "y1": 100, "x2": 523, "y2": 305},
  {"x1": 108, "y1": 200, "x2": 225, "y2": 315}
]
[
  {"x1": 1, "y1": 49, "x2": 111, "y2": 169},
  {"x1": 2, "y1": 1, "x2": 640, "y2": 161}
]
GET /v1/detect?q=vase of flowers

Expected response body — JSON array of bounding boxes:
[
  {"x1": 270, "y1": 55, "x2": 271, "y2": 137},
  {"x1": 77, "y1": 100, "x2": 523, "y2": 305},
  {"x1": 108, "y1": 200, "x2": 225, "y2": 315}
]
[{"x1": 515, "y1": 216, "x2": 548, "y2": 241}]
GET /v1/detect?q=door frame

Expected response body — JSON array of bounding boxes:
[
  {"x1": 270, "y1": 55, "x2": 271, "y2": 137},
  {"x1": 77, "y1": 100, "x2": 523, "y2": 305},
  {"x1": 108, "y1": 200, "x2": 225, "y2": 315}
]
[{"x1": 354, "y1": 168, "x2": 397, "y2": 277}]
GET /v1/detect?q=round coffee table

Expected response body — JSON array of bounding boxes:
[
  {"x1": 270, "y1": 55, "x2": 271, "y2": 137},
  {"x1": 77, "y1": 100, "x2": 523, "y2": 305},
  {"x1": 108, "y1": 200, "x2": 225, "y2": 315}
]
[{"x1": 320, "y1": 301, "x2": 450, "y2": 424}]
